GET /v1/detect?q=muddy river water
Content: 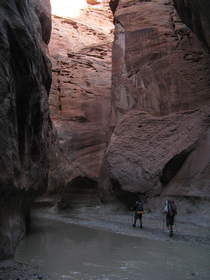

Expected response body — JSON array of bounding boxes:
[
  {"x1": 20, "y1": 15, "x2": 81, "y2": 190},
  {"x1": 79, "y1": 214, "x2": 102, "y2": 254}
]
[{"x1": 15, "y1": 216, "x2": 210, "y2": 280}]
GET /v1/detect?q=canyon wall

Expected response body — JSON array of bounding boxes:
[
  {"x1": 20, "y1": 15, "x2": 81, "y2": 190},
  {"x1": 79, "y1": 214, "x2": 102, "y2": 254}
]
[
  {"x1": 0, "y1": 0, "x2": 52, "y2": 259},
  {"x1": 48, "y1": 2, "x2": 113, "y2": 193},
  {"x1": 110, "y1": 0, "x2": 210, "y2": 118},
  {"x1": 173, "y1": 0, "x2": 210, "y2": 49},
  {"x1": 101, "y1": 0, "x2": 210, "y2": 206}
]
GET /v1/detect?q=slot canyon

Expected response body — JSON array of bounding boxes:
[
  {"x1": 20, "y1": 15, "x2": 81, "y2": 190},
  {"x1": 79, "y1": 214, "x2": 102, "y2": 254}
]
[{"x1": 0, "y1": 0, "x2": 210, "y2": 279}]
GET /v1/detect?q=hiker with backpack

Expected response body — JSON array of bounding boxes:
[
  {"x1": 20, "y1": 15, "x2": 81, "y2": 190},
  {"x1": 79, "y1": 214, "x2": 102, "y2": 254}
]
[
  {"x1": 164, "y1": 200, "x2": 177, "y2": 237},
  {"x1": 132, "y1": 199, "x2": 144, "y2": 228}
]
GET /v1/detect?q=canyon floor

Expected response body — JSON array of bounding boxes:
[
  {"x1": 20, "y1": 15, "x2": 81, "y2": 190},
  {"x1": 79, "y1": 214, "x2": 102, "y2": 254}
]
[
  {"x1": 2, "y1": 202, "x2": 209, "y2": 280},
  {"x1": 33, "y1": 203, "x2": 210, "y2": 245},
  {"x1": 0, "y1": 259, "x2": 49, "y2": 280}
]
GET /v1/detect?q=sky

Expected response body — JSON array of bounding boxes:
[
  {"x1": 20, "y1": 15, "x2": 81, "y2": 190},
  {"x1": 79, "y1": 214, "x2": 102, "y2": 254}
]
[{"x1": 50, "y1": 0, "x2": 87, "y2": 18}]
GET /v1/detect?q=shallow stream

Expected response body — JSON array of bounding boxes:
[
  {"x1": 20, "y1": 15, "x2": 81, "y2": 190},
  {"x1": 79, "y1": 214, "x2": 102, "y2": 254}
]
[{"x1": 15, "y1": 216, "x2": 210, "y2": 280}]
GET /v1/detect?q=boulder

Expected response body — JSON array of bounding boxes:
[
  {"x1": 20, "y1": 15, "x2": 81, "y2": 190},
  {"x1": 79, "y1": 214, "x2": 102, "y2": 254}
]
[{"x1": 101, "y1": 109, "x2": 210, "y2": 201}]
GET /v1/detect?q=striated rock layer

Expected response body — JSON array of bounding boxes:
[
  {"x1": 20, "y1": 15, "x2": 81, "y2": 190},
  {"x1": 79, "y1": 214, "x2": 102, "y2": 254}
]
[
  {"x1": 48, "y1": 2, "x2": 113, "y2": 192},
  {"x1": 111, "y1": 0, "x2": 210, "y2": 119},
  {"x1": 0, "y1": 0, "x2": 52, "y2": 259},
  {"x1": 101, "y1": 108, "x2": 210, "y2": 203},
  {"x1": 101, "y1": 0, "x2": 210, "y2": 205}
]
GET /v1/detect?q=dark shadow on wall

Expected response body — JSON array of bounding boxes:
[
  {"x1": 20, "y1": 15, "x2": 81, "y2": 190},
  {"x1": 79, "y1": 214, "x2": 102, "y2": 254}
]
[
  {"x1": 58, "y1": 176, "x2": 99, "y2": 209},
  {"x1": 110, "y1": 178, "x2": 144, "y2": 209},
  {"x1": 160, "y1": 147, "x2": 193, "y2": 185},
  {"x1": 173, "y1": 0, "x2": 210, "y2": 50}
]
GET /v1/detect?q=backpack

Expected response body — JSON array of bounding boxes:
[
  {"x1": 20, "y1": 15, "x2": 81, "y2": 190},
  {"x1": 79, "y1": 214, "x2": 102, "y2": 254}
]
[
  {"x1": 168, "y1": 201, "x2": 177, "y2": 216},
  {"x1": 135, "y1": 201, "x2": 144, "y2": 212}
]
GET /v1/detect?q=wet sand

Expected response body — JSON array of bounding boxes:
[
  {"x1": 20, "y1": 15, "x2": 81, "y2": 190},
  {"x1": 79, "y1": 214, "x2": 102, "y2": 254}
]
[
  {"x1": 15, "y1": 206, "x2": 210, "y2": 280},
  {"x1": 33, "y1": 204, "x2": 210, "y2": 245},
  {"x1": 0, "y1": 259, "x2": 49, "y2": 280}
]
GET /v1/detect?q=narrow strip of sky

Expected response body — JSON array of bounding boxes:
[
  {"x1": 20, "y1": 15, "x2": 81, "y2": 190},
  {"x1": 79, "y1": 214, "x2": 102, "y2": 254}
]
[{"x1": 51, "y1": 0, "x2": 87, "y2": 18}]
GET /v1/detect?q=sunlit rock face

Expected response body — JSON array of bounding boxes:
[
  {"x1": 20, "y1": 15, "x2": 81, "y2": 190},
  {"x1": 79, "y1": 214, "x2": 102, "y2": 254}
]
[
  {"x1": 111, "y1": 0, "x2": 210, "y2": 120},
  {"x1": 87, "y1": 0, "x2": 100, "y2": 4},
  {"x1": 0, "y1": 0, "x2": 52, "y2": 259},
  {"x1": 101, "y1": 0, "x2": 210, "y2": 204},
  {"x1": 48, "y1": 0, "x2": 113, "y2": 191}
]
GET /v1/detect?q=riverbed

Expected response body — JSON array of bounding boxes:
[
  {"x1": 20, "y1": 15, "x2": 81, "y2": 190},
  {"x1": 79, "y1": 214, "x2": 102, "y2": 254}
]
[{"x1": 15, "y1": 212, "x2": 210, "y2": 280}]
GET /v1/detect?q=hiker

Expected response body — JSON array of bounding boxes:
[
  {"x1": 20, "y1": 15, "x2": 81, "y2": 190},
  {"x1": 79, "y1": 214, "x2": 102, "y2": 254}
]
[
  {"x1": 132, "y1": 200, "x2": 144, "y2": 228},
  {"x1": 164, "y1": 200, "x2": 177, "y2": 237}
]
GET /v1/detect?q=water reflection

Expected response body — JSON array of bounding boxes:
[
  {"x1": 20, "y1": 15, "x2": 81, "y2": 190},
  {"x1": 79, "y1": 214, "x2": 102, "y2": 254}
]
[{"x1": 16, "y1": 217, "x2": 210, "y2": 280}]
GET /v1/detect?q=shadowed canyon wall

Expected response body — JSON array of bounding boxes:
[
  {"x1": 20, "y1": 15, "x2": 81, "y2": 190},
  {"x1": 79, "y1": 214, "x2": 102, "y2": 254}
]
[
  {"x1": 0, "y1": 0, "x2": 52, "y2": 259},
  {"x1": 100, "y1": 0, "x2": 210, "y2": 205},
  {"x1": 173, "y1": 0, "x2": 210, "y2": 49}
]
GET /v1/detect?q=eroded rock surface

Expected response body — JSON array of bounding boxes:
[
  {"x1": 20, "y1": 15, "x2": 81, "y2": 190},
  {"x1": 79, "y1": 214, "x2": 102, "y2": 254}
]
[
  {"x1": 0, "y1": 0, "x2": 52, "y2": 259},
  {"x1": 101, "y1": 0, "x2": 210, "y2": 203},
  {"x1": 111, "y1": 0, "x2": 210, "y2": 120},
  {"x1": 48, "y1": 2, "x2": 113, "y2": 191},
  {"x1": 101, "y1": 108, "x2": 210, "y2": 201}
]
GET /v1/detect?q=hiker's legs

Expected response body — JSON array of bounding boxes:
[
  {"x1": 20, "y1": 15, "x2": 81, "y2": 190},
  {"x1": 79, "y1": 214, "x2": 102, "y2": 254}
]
[
  {"x1": 139, "y1": 214, "x2": 143, "y2": 228},
  {"x1": 169, "y1": 215, "x2": 175, "y2": 237},
  {"x1": 169, "y1": 225, "x2": 173, "y2": 236},
  {"x1": 133, "y1": 213, "x2": 143, "y2": 228},
  {"x1": 166, "y1": 214, "x2": 170, "y2": 228},
  {"x1": 133, "y1": 213, "x2": 137, "y2": 227}
]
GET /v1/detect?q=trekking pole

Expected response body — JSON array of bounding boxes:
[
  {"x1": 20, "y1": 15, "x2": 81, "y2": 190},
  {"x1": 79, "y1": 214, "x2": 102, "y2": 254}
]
[
  {"x1": 162, "y1": 213, "x2": 165, "y2": 232},
  {"x1": 130, "y1": 210, "x2": 133, "y2": 227},
  {"x1": 174, "y1": 219, "x2": 178, "y2": 233},
  {"x1": 131, "y1": 212, "x2": 133, "y2": 226}
]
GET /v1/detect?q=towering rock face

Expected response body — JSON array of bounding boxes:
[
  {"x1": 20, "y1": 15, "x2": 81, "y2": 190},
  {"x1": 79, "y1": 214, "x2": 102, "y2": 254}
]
[
  {"x1": 101, "y1": 0, "x2": 210, "y2": 205},
  {"x1": 48, "y1": 2, "x2": 113, "y2": 192},
  {"x1": 0, "y1": 0, "x2": 52, "y2": 259},
  {"x1": 111, "y1": 0, "x2": 210, "y2": 119}
]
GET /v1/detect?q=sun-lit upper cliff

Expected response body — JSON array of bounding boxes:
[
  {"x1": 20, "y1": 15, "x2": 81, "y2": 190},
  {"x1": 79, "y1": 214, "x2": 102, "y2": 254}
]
[{"x1": 51, "y1": 0, "x2": 88, "y2": 18}]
